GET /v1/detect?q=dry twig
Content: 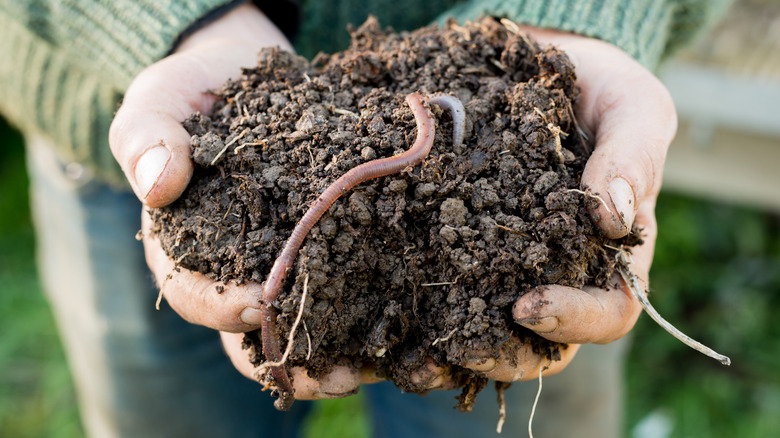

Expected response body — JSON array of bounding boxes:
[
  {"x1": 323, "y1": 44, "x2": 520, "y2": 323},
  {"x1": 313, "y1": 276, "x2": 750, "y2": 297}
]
[{"x1": 615, "y1": 250, "x2": 731, "y2": 365}]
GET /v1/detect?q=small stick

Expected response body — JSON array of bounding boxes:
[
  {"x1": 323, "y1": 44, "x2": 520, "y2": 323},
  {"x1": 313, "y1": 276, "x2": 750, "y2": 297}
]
[
  {"x1": 615, "y1": 250, "x2": 731, "y2": 366},
  {"x1": 500, "y1": 18, "x2": 521, "y2": 35},
  {"x1": 303, "y1": 320, "x2": 312, "y2": 361},
  {"x1": 421, "y1": 281, "x2": 457, "y2": 287},
  {"x1": 332, "y1": 107, "x2": 359, "y2": 118},
  {"x1": 211, "y1": 128, "x2": 250, "y2": 166},
  {"x1": 432, "y1": 328, "x2": 458, "y2": 346},
  {"x1": 258, "y1": 92, "x2": 465, "y2": 410},
  {"x1": 451, "y1": 23, "x2": 472, "y2": 41},
  {"x1": 547, "y1": 123, "x2": 566, "y2": 164},
  {"x1": 234, "y1": 140, "x2": 264, "y2": 154},
  {"x1": 564, "y1": 188, "x2": 611, "y2": 213}
]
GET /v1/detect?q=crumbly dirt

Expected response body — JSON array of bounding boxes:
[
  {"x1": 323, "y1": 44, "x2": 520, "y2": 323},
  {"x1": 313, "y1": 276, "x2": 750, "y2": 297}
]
[{"x1": 150, "y1": 17, "x2": 640, "y2": 408}]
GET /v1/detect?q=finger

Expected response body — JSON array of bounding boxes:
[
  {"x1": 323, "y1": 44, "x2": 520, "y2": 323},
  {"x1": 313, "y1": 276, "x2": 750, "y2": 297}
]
[
  {"x1": 464, "y1": 341, "x2": 579, "y2": 382},
  {"x1": 512, "y1": 182, "x2": 657, "y2": 345},
  {"x1": 222, "y1": 331, "x2": 260, "y2": 377},
  {"x1": 575, "y1": 45, "x2": 676, "y2": 238},
  {"x1": 142, "y1": 210, "x2": 263, "y2": 332},
  {"x1": 518, "y1": 28, "x2": 676, "y2": 238},
  {"x1": 109, "y1": 5, "x2": 293, "y2": 207},
  {"x1": 221, "y1": 332, "x2": 360, "y2": 400},
  {"x1": 408, "y1": 358, "x2": 458, "y2": 391},
  {"x1": 289, "y1": 365, "x2": 361, "y2": 400},
  {"x1": 109, "y1": 45, "x2": 245, "y2": 207},
  {"x1": 513, "y1": 267, "x2": 647, "y2": 344}
]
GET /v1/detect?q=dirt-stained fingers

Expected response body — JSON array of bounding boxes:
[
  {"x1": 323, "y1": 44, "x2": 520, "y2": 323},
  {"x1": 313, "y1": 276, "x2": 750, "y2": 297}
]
[
  {"x1": 405, "y1": 342, "x2": 576, "y2": 388},
  {"x1": 463, "y1": 341, "x2": 578, "y2": 382},
  {"x1": 513, "y1": 199, "x2": 657, "y2": 345},
  {"x1": 513, "y1": 283, "x2": 641, "y2": 344},
  {"x1": 407, "y1": 358, "x2": 459, "y2": 391}
]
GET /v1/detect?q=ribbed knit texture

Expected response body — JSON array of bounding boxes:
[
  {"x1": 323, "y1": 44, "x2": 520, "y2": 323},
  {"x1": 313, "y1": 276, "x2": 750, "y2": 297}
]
[
  {"x1": 0, "y1": 10, "x2": 125, "y2": 185},
  {"x1": 0, "y1": 0, "x2": 732, "y2": 186},
  {"x1": 295, "y1": 0, "x2": 732, "y2": 69},
  {"x1": 0, "y1": 0, "x2": 241, "y2": 186},
  {"x1": 438, "y1": 0, "x2": 733, "y2": 69}
]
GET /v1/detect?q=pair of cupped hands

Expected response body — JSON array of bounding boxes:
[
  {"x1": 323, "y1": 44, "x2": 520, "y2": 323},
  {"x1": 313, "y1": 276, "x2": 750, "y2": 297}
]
[{"x1": 109, "y1": 4, "x2": 676, "y2": 399}]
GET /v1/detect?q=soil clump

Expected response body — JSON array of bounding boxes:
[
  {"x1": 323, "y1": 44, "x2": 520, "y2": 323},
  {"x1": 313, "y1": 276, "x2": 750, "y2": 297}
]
[{"x1": 150, "y1": 17, "x2": 640, "y2": 409}]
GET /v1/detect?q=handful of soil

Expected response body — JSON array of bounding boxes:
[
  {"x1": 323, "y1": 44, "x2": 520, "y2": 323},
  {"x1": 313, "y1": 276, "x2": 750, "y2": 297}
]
[{"x1": 150, "y1": 17, "x2": 640, "y2": 410}]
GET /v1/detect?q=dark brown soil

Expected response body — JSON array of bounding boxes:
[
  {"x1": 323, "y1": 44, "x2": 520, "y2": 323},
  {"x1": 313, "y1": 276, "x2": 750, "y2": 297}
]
[{"x1": 150, "y1": 17, "x2": 640, "y2": 409}]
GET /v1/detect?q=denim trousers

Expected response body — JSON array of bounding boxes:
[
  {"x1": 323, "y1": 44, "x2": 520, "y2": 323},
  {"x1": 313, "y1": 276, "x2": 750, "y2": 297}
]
[{"x1": 26, "y1": 136, "x2": 628, "y2": 438}]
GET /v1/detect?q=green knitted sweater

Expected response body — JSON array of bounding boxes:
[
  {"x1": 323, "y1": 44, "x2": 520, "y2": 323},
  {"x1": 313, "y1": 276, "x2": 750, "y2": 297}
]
[{"x1": 0, "y1": 0, "x2": 731, "y2": 187}]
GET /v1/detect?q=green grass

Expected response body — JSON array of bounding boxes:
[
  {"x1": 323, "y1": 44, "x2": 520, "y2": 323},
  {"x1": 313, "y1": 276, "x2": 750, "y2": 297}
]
[
  {"x1": 1, "y1": 113, "x2": 778, "y2": 437},
  {"x1": 0, "y1": 119, "x2": 84, "y2": 437}
]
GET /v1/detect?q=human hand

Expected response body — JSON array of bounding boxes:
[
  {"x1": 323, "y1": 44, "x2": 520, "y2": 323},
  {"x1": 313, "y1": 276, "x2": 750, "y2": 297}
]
[
  {"x1": 110, "y1": 4, "x2": 367, "y2": 400},
  {"x1": 417, "y1": 26, "x2": 676, "y2": 387}
]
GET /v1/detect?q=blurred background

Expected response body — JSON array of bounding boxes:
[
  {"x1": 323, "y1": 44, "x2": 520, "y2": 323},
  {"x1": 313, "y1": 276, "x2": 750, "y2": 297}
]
[{"x1": 1, "y1": 0, "x2": 778, "y2": 437}]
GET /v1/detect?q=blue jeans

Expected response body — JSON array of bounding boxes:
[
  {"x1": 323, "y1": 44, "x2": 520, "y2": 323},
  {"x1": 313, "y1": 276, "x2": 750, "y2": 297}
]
[{"x1": 27, "y1": 137, "x2": 628, "y2": 438}]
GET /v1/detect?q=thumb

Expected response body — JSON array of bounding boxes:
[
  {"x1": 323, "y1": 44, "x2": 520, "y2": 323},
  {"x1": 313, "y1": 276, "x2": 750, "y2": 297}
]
[
  {"x1": 109, "y1": 43, "x2": 257, "y2": 207},
  {"x1": 109, "y1": 5, "x2": 292, "y2": 207}
]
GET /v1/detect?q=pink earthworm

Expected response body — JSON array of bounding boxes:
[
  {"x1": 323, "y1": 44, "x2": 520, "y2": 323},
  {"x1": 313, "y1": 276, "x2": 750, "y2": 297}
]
[{"x1": 260, "y1": 92, "x2": 465, "y2": 411}]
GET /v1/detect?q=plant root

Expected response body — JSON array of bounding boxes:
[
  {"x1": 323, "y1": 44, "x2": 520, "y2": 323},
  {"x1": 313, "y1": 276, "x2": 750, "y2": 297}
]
[
  {"x1": 527, "y1": 358, "x2": 548, "y2": 438},
  {"x1": 255, "y1": 273, "x2": 310, "y2": 378},
  {"x1": 565, "y1": 188, "x2": 611, "y2": 213},
  {"x1": 495, "y1": 381, "x2": 511, "y2": 434},
  {"x1": 615, "y1": 250, "x2": 731, "y2": 366},
  {"x1": 155, "y1": 253, "x2": 189, "y2": 310}
]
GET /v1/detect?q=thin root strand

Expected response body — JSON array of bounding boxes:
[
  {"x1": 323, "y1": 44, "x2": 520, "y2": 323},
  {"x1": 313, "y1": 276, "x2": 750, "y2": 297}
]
[
  {"x1": 255, "y1": 273, "x2": 310, "y2": 376},
  {"x1": 565, "y1": 188, "x2": 611, "y2": 213},
  {"x1": 495, "y1": 381, "x2": 510, "y2": 434},
  {"x1": 615, "y1": 251, "x2": 731, "y2": 366},
  {"x1": 528, "y1": 358, "x2": 548, "y2": 438}
]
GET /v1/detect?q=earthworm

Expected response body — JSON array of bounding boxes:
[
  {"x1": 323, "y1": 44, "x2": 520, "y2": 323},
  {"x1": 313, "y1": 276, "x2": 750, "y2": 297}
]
[
  {"x1": 260, "y1": 92, "x2": 465, "y2": 410},
  {"x1": 429, "y1": 93, "x2": 465, "y2": 147}
]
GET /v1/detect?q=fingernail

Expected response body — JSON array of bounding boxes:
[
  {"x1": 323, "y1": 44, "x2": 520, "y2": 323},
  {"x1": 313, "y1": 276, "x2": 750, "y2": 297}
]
[
  {"x1": 466, "y1": 357, "x2": 496, "y2": 372},
  {"x1": 135, "y1": 144, "x2": 171, "y2": 199},
  {"x1": 318, "y1": 388, "x2": 359, "y2": 399},
  {"x1": 239, "y1": 307, "x2": 263, "y2": 326},
  {"x1": 318, "y1": 367, "x2": 360, "y2": 398},
  {"x1": 608, "y1": 177, "x2": 636, "y2": 231},
  {"x1": 517, "y1": 316, "x2": 559, "y2": 334}
]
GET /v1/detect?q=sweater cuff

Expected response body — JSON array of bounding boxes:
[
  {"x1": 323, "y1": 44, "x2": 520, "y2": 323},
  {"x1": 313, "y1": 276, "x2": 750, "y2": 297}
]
[
  {"x1": 41, "y1": 1, "x2": 243, "y2": 89},
  {"x1": 438, "y1": 0, "x2": 677, "y2": 69}
]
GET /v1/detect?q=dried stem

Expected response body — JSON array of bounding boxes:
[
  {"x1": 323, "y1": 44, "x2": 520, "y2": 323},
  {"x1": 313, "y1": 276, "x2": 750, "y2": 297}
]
[
  {"x1": 432, "y1": 328, "x2": 458, "y2": 346},
  {"x1": 616, "y1": 251, "x2": 731, "y2": 366}
]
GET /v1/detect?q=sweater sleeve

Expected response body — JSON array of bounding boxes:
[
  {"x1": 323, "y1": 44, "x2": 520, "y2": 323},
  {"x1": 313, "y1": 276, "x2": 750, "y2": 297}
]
[
  {"x1": 438, "y1": 0, "x2": 733, "y2": 69},
  {"x1": 0, "y1": 0, "x2": 249, "y2": 90},
  {"x1": 0, "y1": 0, "x2": 261, "y2": 186}
]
